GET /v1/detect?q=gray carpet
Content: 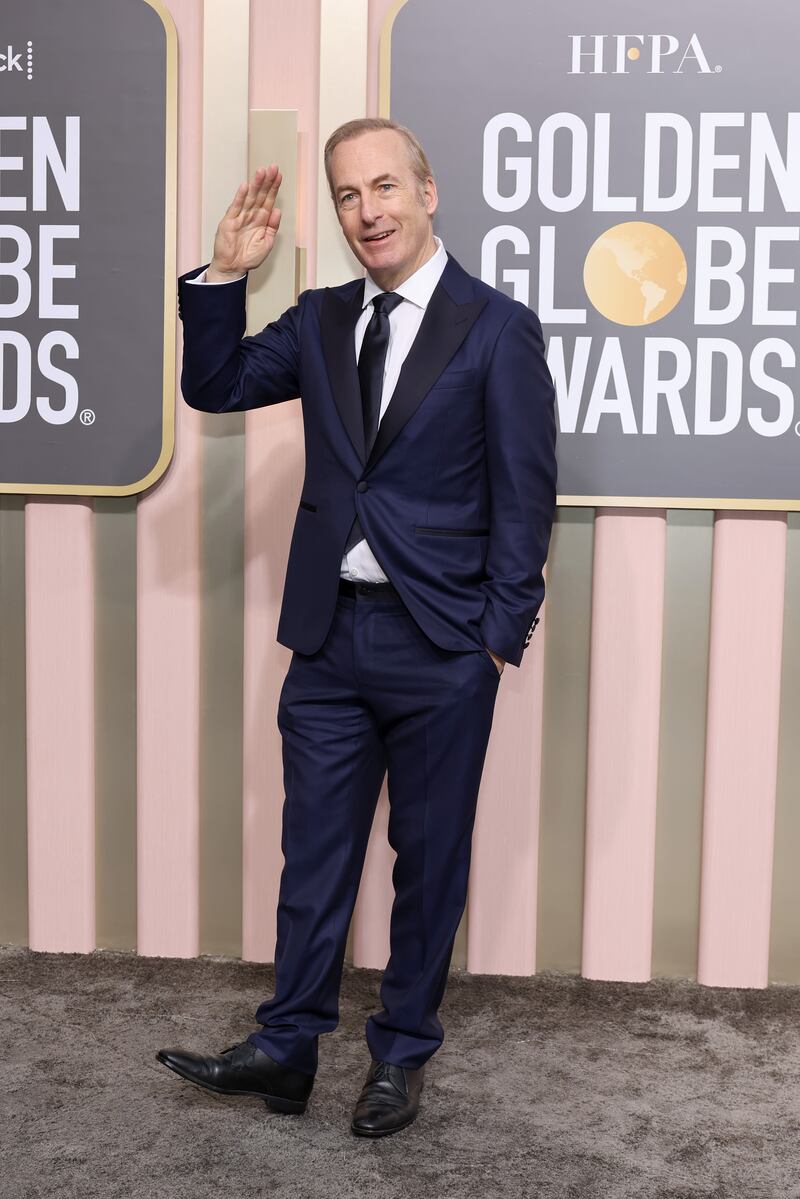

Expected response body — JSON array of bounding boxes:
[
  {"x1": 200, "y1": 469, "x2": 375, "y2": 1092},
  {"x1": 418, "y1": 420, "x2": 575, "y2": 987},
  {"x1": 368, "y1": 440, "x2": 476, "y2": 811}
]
[{"x1": 2, "y1": 944, "x2": 800, "y2": 1198}]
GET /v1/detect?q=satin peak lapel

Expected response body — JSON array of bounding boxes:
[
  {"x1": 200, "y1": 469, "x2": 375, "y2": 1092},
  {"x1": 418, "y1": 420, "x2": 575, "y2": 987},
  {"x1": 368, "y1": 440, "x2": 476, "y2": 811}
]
[
  {"x1": 365, "y1": 282, "x2": 487, "y2": 472},
  {"x1": 321, "y1": 280, "x2": 366, "y2": 464}
]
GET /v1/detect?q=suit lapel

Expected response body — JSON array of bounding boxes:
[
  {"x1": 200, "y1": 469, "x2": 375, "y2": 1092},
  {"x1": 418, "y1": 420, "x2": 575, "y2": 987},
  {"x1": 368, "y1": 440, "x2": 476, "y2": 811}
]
[
  {"x1": 321, "y1": 279, "x2": 366, "y2": 464},
  {"x1": 366, "y1": 263, "x2": 487, "y2": 472},
  {"x1": 319, "y1": 254, "x2": 488, "y2": 471}
]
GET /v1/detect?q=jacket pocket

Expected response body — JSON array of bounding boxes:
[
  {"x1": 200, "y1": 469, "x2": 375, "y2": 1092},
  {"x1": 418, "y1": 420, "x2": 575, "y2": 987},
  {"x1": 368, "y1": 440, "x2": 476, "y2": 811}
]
[
  {"x1": 434, "y1": 368, "x2": 477, "y2": 389},
  {"x1": 414, "y1": 526, "x2": 489, "y2": 536}
]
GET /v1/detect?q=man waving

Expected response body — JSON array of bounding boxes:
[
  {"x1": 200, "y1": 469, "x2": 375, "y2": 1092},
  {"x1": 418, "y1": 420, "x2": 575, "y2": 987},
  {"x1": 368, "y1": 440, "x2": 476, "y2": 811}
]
[{"x1": 157, "y1": 117, "x2": 557, "y2": 1138}]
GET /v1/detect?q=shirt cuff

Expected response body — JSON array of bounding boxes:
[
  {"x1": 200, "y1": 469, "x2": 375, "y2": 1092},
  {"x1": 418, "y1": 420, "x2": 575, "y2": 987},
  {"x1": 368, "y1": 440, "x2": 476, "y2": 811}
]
[{"x1": 184, "y1": 268, "x2": 247, "y2": 285}]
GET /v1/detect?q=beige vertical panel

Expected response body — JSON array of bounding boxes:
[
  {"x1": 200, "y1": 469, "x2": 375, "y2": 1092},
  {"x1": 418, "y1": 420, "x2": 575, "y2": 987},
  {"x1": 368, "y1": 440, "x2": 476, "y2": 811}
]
[
  {"x1": 316, "y1": 0, "x2": 368, "y2": 287},
  {"x1": 769, "y1": 512, "x2": 800, "y2": 983},
  {"x1": 94, "y1": 498, "x2": 138, "y2": 950},
  {"x1": 651, "y1": 511, "x2": 713, "y2": 980},
  {"x1": 249, "y1": 0, "x2": 321, "y2": 285},
  {"x1": 241, "y1": 109, "x2": 299, "y2": 964},
  {"x1": 536, "y1": 508, "x2": 594, "y2": 974},
  {"x1": 295, "y1": 245, "x2": 307, "y2": 302},
  {"x1": 0, "y1": 499, "x2": 28, "y2": 945},
  {"x1": 198, "y1": 0, "x2": 250, "y2": 957}
]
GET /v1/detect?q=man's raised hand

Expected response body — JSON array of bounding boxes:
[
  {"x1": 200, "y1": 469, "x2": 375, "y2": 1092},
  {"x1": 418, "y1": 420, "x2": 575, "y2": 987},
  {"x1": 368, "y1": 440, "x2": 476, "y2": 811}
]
[{"x1": 207, "y1": 165, "x2": 283, "y2": 282}]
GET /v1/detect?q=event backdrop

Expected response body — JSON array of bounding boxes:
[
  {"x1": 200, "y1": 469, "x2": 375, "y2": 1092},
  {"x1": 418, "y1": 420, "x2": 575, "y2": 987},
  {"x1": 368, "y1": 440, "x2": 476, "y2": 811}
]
[{"x1": 0, "y1": 0, "x2": 798, "y2": 991}]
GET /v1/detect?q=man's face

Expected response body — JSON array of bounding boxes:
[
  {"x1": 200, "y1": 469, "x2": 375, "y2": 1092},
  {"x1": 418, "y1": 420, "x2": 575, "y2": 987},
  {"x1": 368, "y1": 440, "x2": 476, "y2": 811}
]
[{"x1": 329, "y1": 129, "x2": 438, "y2": 290}]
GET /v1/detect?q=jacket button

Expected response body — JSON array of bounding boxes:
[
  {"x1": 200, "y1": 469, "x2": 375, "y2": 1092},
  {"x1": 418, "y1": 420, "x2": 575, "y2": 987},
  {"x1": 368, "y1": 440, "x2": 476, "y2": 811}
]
[{"x1": 357, "y1": 481, "x2": 369, "y2": 492}]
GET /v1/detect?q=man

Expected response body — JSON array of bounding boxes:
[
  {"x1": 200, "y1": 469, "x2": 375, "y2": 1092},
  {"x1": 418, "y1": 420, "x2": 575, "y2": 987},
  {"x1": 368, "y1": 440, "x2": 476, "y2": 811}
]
[{"x1": 157, "y1": 117, "x2": 557, "y2": 1138}]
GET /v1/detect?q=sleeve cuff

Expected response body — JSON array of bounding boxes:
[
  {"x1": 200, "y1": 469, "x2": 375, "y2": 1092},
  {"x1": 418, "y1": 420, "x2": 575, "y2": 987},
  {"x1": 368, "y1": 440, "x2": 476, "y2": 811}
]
[{"x1": 184, "y1": 268, "x2": 247, "y2": 285}]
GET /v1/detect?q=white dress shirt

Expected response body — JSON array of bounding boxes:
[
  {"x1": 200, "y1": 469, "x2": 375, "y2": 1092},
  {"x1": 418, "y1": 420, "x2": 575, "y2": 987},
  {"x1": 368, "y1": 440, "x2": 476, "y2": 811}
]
[{"x1": 187, "y1": 236, "x2": 449, "y2": 583}]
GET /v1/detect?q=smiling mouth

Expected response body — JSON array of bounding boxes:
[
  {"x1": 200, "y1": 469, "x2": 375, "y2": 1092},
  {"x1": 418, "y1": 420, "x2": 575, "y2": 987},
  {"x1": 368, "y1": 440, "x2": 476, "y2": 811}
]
[{"x1": 362, "y1": 230, "x2": 395, "y2": 244}]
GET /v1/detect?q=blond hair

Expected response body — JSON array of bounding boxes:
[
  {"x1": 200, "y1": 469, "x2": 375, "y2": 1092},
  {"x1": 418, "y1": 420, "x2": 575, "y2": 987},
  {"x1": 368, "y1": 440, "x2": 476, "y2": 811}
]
[{"x1": 323, "y1": 117, "x2": 434, "y2": 203}]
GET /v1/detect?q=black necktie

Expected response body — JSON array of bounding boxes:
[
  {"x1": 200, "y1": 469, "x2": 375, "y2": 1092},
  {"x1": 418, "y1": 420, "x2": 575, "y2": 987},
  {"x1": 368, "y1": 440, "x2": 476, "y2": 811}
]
[
  {"x1": 358, "y1": 290, "x2": 404, "y2": 459},
  {"x1": 343, "y1": 291, "x2": 404, "y2": 556}
]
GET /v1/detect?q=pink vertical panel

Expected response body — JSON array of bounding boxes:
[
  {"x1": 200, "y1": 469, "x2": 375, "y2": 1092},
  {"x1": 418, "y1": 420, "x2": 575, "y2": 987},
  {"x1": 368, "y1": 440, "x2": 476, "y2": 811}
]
[
  {"x1": 698, "y1": 513, "x2": 786, "y2": 988},
  {"x1": 241, "y1": 3, "x2": 321, "y2": 964},
  {"x1": 249, "y1": 0, "x2": 320, "y2": 282},
  {"x1": 136, "y1": 0, "x2": 203, "y2": 957},
  {"x1": 582, "y1": 510, "x2": 666, "y2": 982},
  {"x1": 467, "y1": 598, "x2": 547, "y2": 975},
  {"x1": 25, "y1": 500, "x2": 95, "y2": 952}
]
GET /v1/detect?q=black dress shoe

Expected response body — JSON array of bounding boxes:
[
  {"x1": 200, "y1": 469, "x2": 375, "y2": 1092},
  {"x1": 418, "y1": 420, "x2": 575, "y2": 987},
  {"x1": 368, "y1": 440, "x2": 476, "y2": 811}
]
[
  {"x1": 155, "y1": 1040, "x2": 314, "y2": 1114},
  {"x1": 350, "y1": 1059, "x2": 425, "y2": 1137}
]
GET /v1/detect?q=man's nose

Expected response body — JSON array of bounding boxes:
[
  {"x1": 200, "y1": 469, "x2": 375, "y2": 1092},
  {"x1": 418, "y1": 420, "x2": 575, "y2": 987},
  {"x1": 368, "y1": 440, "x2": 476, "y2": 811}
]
[{"x1": 360, "y1": 196, "x2": 384, "y2": 225}]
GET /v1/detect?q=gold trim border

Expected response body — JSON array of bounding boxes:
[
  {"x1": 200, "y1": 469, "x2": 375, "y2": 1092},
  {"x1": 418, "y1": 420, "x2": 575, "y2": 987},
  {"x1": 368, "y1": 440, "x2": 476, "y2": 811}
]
[
  {"x1": 2, "y1": 0, "x2": 177, "y2": 497},
  {"x1": 378, "y1": 0, "x2": 409, "y2": 118},
  {"x1": 558, "y1": 495, "x2": 800, "y2": 511},
  {"x1": 380, "y1": 0, "x2": 799, "y2": 513}
]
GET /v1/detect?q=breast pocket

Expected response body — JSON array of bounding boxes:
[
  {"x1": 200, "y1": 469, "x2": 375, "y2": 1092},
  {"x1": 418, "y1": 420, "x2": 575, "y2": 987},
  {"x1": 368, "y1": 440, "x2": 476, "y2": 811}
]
[{"x1": 433, "y1": 368, "x2": 477, "y2": 390}]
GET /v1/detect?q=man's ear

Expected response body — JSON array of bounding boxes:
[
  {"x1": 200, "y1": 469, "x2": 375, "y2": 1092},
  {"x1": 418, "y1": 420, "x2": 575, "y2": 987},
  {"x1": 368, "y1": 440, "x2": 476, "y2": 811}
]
[{"x1": 424, "y1": 175, "x2": 438, "y2": 217}]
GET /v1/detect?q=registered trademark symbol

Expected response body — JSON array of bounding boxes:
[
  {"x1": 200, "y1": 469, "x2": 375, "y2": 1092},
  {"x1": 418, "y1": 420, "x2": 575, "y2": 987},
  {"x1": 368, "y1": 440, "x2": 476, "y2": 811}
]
[
  {"x1": 80, "y1": 409, "x2": 95, "y2": 425},
  {"x1": 715, "y1": 65, "x2": 722, "y2": 72}
]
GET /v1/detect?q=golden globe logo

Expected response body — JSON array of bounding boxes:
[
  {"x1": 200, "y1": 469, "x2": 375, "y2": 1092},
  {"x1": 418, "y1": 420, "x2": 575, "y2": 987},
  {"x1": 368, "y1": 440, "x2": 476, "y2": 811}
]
[
  {"x1": 568, "y1": 34, "x2": 718, "y2": 75},
  {"x1": 583, "y1": 222, "x2": 687, "y2": 326}
]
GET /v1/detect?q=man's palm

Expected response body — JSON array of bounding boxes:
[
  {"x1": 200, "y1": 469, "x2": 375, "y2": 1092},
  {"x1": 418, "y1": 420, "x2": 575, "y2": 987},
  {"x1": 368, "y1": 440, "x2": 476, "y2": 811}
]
[{"x1": 212, "y1": 164, "x2": 283, "y2": 276}]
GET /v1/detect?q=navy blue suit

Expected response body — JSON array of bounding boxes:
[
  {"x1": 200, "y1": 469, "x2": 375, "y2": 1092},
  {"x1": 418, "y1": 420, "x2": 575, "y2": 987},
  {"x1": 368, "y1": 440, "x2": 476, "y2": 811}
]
[{"x1": 177, "y1": 250, "x2": 557, "y2": 1073}]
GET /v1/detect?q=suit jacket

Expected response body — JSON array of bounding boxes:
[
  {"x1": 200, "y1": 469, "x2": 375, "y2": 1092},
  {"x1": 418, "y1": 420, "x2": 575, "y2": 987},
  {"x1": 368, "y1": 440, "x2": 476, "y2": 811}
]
[{"x1": 177, "y1": 251, "x2": 557, "y2": 668}]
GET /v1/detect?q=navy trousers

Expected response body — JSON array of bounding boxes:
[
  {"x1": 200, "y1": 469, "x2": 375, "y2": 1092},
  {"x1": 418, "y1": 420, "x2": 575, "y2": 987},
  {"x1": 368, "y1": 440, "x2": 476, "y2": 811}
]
[{"x1": 246, "y1": 577, "x2": 501, "y2": 1075}]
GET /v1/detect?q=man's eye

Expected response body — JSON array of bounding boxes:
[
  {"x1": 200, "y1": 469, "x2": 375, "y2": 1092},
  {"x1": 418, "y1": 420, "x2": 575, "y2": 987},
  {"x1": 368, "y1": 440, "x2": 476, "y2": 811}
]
[{"x1": 379, "y1": 183, "x2": 394, "y2": 191}]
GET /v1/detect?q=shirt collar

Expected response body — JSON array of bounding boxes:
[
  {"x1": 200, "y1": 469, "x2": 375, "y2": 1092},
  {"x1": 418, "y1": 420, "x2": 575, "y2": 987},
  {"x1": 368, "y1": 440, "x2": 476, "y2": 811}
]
[{"x1": 362, "y1": 235, "x2": 447, "y2": 312}]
